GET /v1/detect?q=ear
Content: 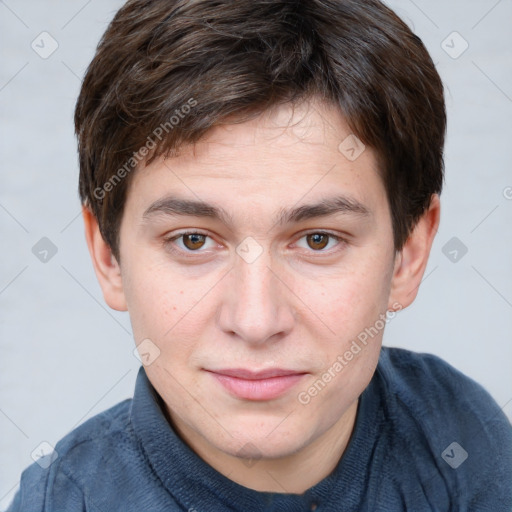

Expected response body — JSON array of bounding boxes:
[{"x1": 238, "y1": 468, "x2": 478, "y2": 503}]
[
  {"x1": 82, "y1": 205, "x2": 127, "y2": 312},
  {"x1": 388, "y1": 194, "x2": 440, "y2": 310}
]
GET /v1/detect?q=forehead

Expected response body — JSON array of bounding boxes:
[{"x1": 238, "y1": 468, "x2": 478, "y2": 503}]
[{"x1": 125, "y1": 99, "x2": 388, "y2": 223}]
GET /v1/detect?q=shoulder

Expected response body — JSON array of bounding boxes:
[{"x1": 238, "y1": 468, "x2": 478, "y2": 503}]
[
  {"x1": 374, "y1": 346, "x2": 512, "y2": 508},
  {"x1": 54, "y1": 396, "x2": 133, "y2": 459},
  {"x1": 7, "y1": 398, "x2": 133, "y2": 512},
  {"x1": 377, "y1": 346, "x2": 508, "y2": 426}
]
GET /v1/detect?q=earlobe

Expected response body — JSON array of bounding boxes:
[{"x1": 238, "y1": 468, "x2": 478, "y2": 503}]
[
  {"x1": 388, "y1": 195, "x2": 440, "y2": 310},
  {"x1": 82, "y1": 205, "x2": 128, "y2": 312}
]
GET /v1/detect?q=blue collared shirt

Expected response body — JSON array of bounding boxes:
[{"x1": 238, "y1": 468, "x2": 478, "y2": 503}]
[{"x1": 7, "y1": 347, "x2": 512, "y2": 511}]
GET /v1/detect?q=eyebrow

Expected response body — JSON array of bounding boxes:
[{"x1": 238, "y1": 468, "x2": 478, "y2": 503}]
[{"x1": 142, "y1": 194, "x2": 371, "y2": 227}]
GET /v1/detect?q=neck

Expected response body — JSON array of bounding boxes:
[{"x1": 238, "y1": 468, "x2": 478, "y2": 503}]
[{"x1": 167, "y1": 399, "x2": 359, "y2": 494}]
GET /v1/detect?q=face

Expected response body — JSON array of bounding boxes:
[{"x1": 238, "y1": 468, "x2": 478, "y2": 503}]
[{"x1": 116, "y1": 99, "x2": 399, "y2": 463}]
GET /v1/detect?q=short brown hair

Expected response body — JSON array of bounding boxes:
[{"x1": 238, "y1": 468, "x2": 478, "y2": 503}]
[{"x1": 75, "y1": 0, "x2": 446, "y2": 260}]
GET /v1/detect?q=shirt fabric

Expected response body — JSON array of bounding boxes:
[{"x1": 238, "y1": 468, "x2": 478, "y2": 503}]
[{"x1": 7, "y1": 347, "x2": 512, "y2": 511}]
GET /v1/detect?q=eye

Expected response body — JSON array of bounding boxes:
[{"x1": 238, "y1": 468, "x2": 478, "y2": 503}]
[
  {"x1": 295, "y1": 232, "x2": 345, "y2": 252},
  {"x1": 164, "y1": 230, "x2": 346, "y2": 257},
  {"x1": 165, "y1": 231, "x2": 216, "y2": 252}
]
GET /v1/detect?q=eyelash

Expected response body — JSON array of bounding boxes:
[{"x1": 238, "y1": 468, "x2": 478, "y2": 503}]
[{"x1": 163, "y1": 230, "x2": 347, "y2": 257}]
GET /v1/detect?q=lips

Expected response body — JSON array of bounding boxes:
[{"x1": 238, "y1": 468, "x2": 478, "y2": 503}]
[{"x1": 205, "y1": 367, "x2": 307, "y2": 401}]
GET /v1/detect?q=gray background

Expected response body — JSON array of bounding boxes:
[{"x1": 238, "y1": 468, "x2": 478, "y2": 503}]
[{"x1": 1, "y1": 0, "x2": 511, "y2": 506}]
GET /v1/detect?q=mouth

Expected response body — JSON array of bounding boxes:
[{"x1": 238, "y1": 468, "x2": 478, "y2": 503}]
[{"x1": 204, "y1": 368, "x2": 308, "y2": 401}]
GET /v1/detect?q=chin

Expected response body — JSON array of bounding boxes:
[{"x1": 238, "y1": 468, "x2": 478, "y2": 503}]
[
  {"x1": 216, "y1": 422, "x2": 312, "y2": 461},
  {"x1": 225, "y1": 439, "x2": 303, "y2": 461}
]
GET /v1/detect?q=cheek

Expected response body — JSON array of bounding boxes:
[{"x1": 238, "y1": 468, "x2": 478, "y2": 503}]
[
  {"x1": 308, "y1": 259, "x2": 392, "y2": 338},
  {"x1": 123, "y1": 257, "x2": 219, "y2": 365},
  {"x1": 121, "y1": 258, "x2": 182, "y2": 342},
  {"x1": 294, "y1": 265, "x2": 388, "y2": 420}
]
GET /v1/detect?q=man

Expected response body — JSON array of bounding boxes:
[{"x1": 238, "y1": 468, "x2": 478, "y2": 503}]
[{"x1": 8, "y1": 0, "x2": 512, "y2": 510}]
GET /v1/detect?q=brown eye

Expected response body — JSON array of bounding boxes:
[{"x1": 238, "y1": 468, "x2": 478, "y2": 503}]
[
  {"x1": 182, "y1": 233, "x2": 207, "y2": 250},
  {"x1": 306, "y1": 233, "x2": 330, "y2": 250}
]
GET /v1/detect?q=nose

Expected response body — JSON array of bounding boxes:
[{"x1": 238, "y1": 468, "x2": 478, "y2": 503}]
[{"x1": 216, "y1": 248, "x2": 295, "y2": 346}]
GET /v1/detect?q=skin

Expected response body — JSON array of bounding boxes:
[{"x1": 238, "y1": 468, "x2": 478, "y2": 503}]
[{"x1": 83, "y1": 98, "x2": 440, "y2": 494}]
